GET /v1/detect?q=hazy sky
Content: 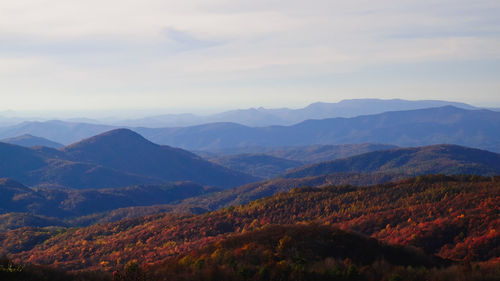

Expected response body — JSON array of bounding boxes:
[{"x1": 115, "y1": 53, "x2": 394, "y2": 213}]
[{"x1": 1, "y1": 0, "x2": 499, "y2": 114}]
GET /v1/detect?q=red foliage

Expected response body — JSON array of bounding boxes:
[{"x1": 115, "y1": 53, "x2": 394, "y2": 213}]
[{"x1": 4, "y1": 175, "x2": 499, "y2": 271}]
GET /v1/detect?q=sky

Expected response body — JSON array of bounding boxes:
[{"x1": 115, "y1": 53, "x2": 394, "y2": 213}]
[{"x1": 1, "y1": 0, "x2": 500, "y2": 116}]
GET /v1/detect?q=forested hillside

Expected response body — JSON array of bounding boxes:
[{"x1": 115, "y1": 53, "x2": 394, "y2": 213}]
[{"x1": 2, "y1": 175, "x2": 497, "y2": 273}]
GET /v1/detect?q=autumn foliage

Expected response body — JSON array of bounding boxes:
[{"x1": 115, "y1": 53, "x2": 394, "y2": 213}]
[{"x1": 0, "y1": 175, "x2": 498, "y2": 280}]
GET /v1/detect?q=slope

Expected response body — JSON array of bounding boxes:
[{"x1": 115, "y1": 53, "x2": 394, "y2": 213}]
[
  {"x1": 284, "y1": 144, "x2": 500, "y2": 179},
  {"x1": 0, "y1": 178, "x2": 212, "y2": 221},
  {"x1": 144, "y1": 224, "x2": 447, "y2": 281}
]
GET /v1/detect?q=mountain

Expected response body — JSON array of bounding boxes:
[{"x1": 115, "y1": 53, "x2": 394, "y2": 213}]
[
  {"x1": 284, "y1": 144, "x2": 500, "y2": 179},
  {"x1": 5, "y1": 175, "x2": 498, "y2": 272},
  {"x1": 112, "y1": 99, "x2": 477, "y2": 127},
  {"x1": 1, "y1": 143, "x2": 496, "y2": 229},
  {"x1": 62, "y1": 129, "x2": 256, "y2": 188},
  {"x1": 0, "y1": 134, "x2": 63, "y2": 149},
  {"x1": 0, "y1": 129, "x2": 257, "y2": 189},
  {"x1": 207, "y1": 154, "x2": 303, "y2": 179},
  {"x1": 0, "y1": 142, "x2": 156, "y2": 189},
  {"x1": 136, "y1": 106, "x2": 500, "y2": 152},
  {"x1": 0, "y1": 120, "x2": 116, "y2": 145}
]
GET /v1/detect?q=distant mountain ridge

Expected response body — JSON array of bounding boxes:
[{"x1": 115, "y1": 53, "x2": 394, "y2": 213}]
[
  {"x1": 1, "y1": 106, "x2": 497, "y2": 153},
  {"x1": 1, "y1": 134, "x2": 63, "y2": 149},
  {"x1": 0, "y1": 129, "x2": 256, "y2": 189},
  {"x1": 136, "y1": 106, "x2": 500, "y2": 152},
  {"x1": 0, "y1": 99, "x2": 482, "y2": 145},
  {"x1": 114, "y1": 98, "x2": 477, "y2": 127}
]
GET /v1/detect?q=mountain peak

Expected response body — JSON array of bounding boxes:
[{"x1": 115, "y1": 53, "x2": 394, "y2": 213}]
[
  {"x1": 60, "y1": 129, "x2": 256, "y2": 188},
  {"x1": 63, "y1": 128, "x2": 154, "y2": 150},
  {"x1": 85, "y1": 128, "x2": 143, "y2": 139}
]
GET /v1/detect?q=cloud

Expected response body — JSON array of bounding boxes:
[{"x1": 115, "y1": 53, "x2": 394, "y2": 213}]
[{"x1": 0, "y1": 0, "x2": 499, "y2": 110}]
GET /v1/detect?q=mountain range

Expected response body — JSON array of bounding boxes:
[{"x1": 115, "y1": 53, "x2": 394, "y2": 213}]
[
  {"x1": 0, "y1": 100, "x2": 496, "y2": 152},
  {"x1": 0, "y1": 142, "x2": 498, "y2": 232},
  {"x1": 0, "y1": 99, "x2": 477, "y2": 129},
  {"x1": 136, "y1": 106, "x2": 500, "y2": 152},
  {"x1": 111, "y1": 98, "x2": 478, "y2": 127},
  {"x1": 0, "y1": 129, "x2": 256, "y2": 189}
]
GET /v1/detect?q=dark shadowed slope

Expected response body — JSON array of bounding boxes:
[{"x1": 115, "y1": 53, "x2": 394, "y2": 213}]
[
  {"x1": 284, "y1": 144, "x2": 500, "y2": 179},
  {"x1": 1, "y1": 134, "x2": 63, "y2": 149},
  {"x1": 0, "y1": 143, "x2": 47, "y2": 180},
  {"x1": 0, "y1": 178, "x2": 39, "y2": 213},
  {"x1": 0, "y1": 178, "x2": 212, "y2": 223},
  {"x1": 62, "y1": 129, "x2": 257, "y2": 188},
  {"x1": 137, "y1": 106, "x2": 500, "y2": 152}
]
